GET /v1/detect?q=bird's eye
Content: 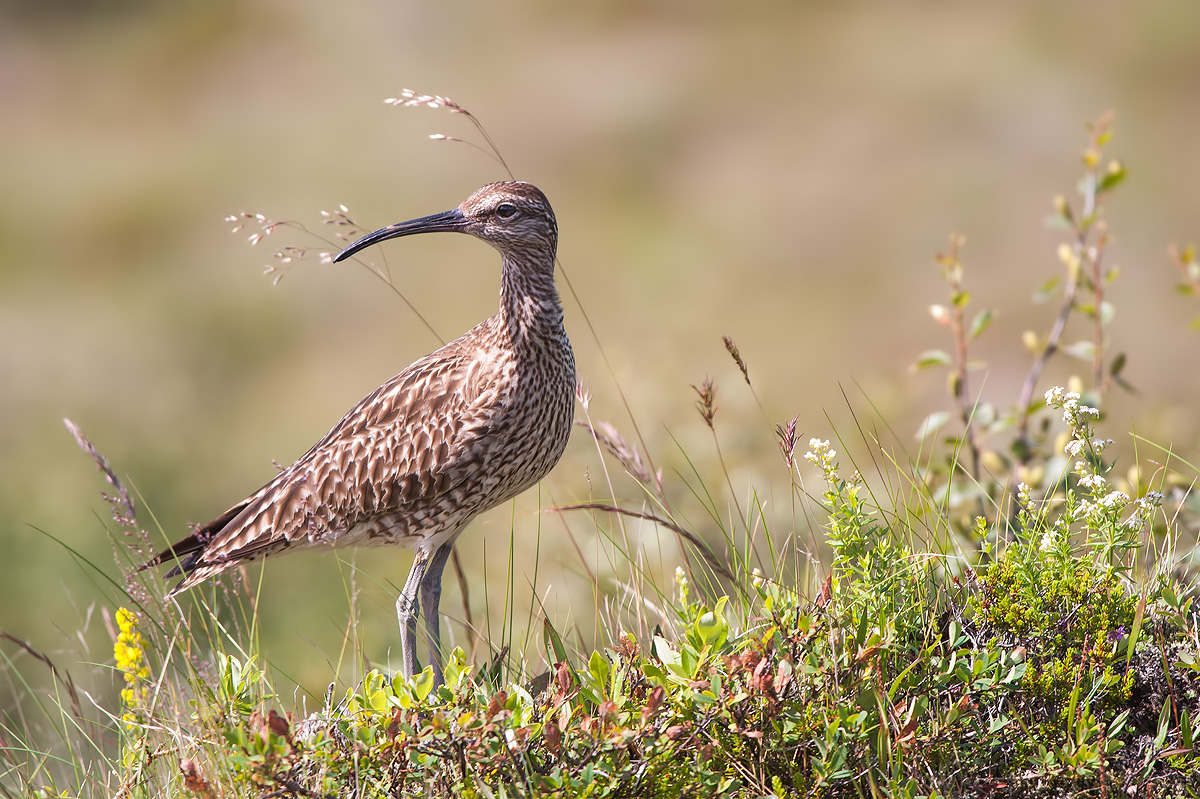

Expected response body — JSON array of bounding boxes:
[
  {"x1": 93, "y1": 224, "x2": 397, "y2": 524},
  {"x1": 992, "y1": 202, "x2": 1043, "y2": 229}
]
[{"x1": 495, "y1": 203, "x2": 518, "y2": 219}]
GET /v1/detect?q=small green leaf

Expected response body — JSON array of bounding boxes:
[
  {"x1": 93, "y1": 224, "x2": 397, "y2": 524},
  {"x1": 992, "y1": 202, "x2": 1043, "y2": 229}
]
[
  {"x1": 641, "y1": 662, "x2": 668, "y2": 686},
  {"x1": 1156, "y1": 699, "x2": 1172, "y2": 749},
  {"x1": 1034, "y1": 276, "x2": 1061, "y2": 302},
  {"x1": 1107, "y1": 708, "x2": 1131, "y2": 739},
  {"x1": 947, "y1": 370, "x2": 962, "y2": 399},
  {"x1": 968, "y1": 309, "x2": 994, "y2": 339},
  {"x1": 856, "y1": 685, "x2": 878, "y2": 713},
  {"x1": 951, "y1": 289, "x2": 971, "y2": 308},
  {"x1": 442, "y1": 647, "x2": 469, "y2": 692},
  {"x1": 1109, "y1": 352, "x2": 1127, "y2": 378},
  {"x1": 1002, "y1": 662, "x2": 1027, "y2": 685},
  {"x1": 543, "y1": 618, "x2": 568, "y2": 666},
  {"x1": 947, "y1": 620, "x2": 962, "y2": 647},
  {"x1": 1098, "y1": 160, "x2": 1126, "y2": 193},
  {"x1": 1066, "y1": 680, "x2": 1081, "y2": 731},
  {"x1": 412, "y1": 666, "x2": 435, "y2": 702},
  {"x1": 694, "y1": 596, "x2": 729, "y2": 651},
  {"x1": 588, "y1": 649, "x2": 611, "y2": 691},
  {"x1": 915, "y1": 350, "x2": 951, "y2": 369},
  {"x1": 653, "y1": 636, "x2": 680, "y2": 669},
  {"x1": 676, "y1": 642, "x2": 700, "y2": 679}
]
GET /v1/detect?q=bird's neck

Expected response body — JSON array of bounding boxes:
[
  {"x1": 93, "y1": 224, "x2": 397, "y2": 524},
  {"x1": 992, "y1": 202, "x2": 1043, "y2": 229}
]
[{"x1": 498, "y1": 253, "x2": 565, "y2": 348}]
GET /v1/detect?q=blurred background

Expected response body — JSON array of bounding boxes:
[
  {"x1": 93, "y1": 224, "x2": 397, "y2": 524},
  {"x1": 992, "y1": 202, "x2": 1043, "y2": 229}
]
[{"x1": 2, "y1": 1, "x2": 1199, "y2": 703}]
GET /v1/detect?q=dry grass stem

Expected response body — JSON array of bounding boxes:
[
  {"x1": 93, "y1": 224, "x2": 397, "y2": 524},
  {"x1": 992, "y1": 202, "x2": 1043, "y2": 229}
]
[
  {"x1": 0, "y1": 632, "x2": 82, "y2": 719},
  {"x1": 63, "y1": 418, "x2": 137, "y2": 530},
  {"x1": 556, "y1": 502, "x2": 734, "y2": 582},
  {"x1": 385, "y1": 88, "x2": 512, "y2": 177},
  {"x1": 1016, "y1": 112, "x2": 1117, "y2": 443}
]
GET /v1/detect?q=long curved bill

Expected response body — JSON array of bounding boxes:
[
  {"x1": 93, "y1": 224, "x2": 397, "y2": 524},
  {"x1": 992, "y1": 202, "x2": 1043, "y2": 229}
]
[{"x1": 333, "y1": 208, "x2": 468, "y2": 263}]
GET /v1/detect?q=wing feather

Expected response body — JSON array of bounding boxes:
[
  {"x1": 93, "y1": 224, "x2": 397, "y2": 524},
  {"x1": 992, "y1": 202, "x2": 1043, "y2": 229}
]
[{"x1": 152, "y1": 341, "x2": 505, "y2": 591}]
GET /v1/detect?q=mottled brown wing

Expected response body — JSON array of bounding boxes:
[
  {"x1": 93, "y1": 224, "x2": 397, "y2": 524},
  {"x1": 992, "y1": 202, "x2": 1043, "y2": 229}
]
[{"x1": 151, "y1": 346, "x2": 503, "y2": 592}]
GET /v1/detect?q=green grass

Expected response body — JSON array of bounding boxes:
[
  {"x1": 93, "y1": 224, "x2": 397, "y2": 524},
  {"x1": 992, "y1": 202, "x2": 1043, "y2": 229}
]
[{"x1": 3, "y1": 113, "x2": 1200, "y2": 798}]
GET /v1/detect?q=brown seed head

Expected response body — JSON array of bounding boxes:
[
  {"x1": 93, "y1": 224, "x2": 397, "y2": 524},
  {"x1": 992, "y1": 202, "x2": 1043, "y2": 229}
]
[
  {"x1": 692, "y1": 378, "x2": 718, "y2": 428},
  {"x1": 775, "y1": 416, "x2": 800, "y2": 469},
  {"x1": 723, "y1": 336, "x2": 750, "y2": 385},
  {"x1": 578, "y1": 419, "x2": 657, "y2": 486}
]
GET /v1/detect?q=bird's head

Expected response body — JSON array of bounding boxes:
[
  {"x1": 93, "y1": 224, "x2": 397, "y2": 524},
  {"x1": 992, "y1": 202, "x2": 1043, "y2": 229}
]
[{"x1": 334, "y1": 181, "x2": 557, "y2": 265}]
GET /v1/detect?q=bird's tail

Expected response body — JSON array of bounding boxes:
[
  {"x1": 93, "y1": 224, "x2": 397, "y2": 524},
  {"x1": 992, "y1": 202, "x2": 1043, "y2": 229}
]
[{"x1": 139, "y1": 500, "x2": 249, "y2": 581}]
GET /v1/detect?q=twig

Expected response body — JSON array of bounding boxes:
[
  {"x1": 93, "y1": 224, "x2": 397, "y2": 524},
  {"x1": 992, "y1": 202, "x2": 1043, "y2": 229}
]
[
  {"x1": 937, "y1": 236, "x2": 983, "y2": 487},
  {"x1": 1016, "y1": 113, "x2": 1116, "y2": 447}
]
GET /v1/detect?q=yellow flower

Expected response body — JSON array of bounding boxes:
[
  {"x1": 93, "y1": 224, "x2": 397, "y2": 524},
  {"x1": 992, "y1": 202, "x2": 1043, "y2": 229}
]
[{"x1": 114, "y1": 607, "x2": 150, "y2": 724}]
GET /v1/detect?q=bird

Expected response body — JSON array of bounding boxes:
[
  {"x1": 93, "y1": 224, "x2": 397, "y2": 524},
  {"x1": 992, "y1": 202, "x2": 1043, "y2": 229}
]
[{"x1": 142, "y1": 181, "x2": 575, "y2": 686}]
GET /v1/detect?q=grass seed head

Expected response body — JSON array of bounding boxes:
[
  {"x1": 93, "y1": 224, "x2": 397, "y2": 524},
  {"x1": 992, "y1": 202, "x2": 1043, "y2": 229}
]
[
  {"x1": 775, "y1": 416, "x2": 800, "y2": 468},
  {"x1": 692, "y1": 377, "x2": 718, "y2": 428},
  {"x1": 723, "y1": 335, "x2": 750, "y2": 385}
]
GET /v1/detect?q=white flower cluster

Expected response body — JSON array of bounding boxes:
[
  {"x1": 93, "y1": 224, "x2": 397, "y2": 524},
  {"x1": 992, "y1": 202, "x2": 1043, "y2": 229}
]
[
  {"x1": 1141, "y1": 491, "x2": 1165, "y2": 507},
  {"x1": 1116, "y1": 491, "x2": 1165, "y2": 531},
  {"x1": 675, "y1": 565, "x2": 690, "y2": 604},
  {"x1": 1044, "y1": 387, "x2": 1099, "y2": 427},
  {"x1": 1034, "y1": 387, "x2": 1168, "y2": 549},
  {"x1": 1039, "y1": 528, "x2": 1057, "y2": 552},
  {"x1": 1064, "y1": 437, "x2": 1114, "y2": 458},
  {"x1": 804, "y1": 438, "x2": 837, "y2": 472},
  {"x1": 1096, "y1": 490, "x2": 1130, "y2": 510}
]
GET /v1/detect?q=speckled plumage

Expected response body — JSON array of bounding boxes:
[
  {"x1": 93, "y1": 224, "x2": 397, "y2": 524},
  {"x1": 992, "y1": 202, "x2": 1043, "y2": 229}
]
[{"x1": 145, "y1": 182, "x2": 574, "y2": 684}]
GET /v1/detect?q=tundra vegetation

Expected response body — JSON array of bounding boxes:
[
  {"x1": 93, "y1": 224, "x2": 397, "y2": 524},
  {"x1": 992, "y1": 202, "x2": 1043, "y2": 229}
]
[{"x1": 3, "y1": 108, "x2": 1198, "y2": 798}]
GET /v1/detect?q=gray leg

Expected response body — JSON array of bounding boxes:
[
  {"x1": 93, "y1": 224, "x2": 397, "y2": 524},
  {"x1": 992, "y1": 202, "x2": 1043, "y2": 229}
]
[
  {"x1": 397, "y1": 549, "x2": 430, "y2": 680},
  {"x1": 418, "y1": 542, "x2": 454, "y2": 687}
]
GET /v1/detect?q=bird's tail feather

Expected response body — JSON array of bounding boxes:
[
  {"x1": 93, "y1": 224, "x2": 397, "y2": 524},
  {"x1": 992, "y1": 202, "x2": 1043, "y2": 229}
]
[{"x1": 139, "y1": 500, "x2": 250, "y2": 580}]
